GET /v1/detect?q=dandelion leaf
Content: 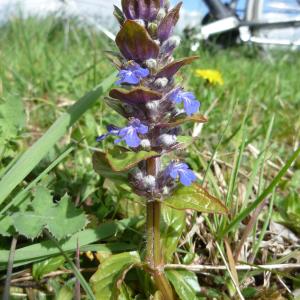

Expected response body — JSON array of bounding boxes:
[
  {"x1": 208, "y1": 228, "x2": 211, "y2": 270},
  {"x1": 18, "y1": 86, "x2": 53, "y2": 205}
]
[{"x1": 12, "y1": 186, "x2": 87, "y2": 240}]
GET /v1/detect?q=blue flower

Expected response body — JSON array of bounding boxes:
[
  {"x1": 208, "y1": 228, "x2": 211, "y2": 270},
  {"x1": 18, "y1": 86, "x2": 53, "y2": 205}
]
[
  {"x1": 96, "y1": 119, "x2": 148, "y2": 148},
  {"x1": 169, "y1": 89, "x2": 200, "y2": 116},
  {"x1": 165, "y1": 162, "x2": 197, "y2": 186},
  {"x1": 116, "y1": 63, "x2": 150, "y2": 85}
]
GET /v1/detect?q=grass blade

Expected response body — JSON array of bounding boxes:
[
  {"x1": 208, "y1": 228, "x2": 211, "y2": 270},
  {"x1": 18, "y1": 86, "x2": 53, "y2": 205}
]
[
  {"x1": 0, "y1": 73, "x2": 116, "y2": 205},
  {"x1": 220, "y1": 147, "x2": 300, "y2": 238}
]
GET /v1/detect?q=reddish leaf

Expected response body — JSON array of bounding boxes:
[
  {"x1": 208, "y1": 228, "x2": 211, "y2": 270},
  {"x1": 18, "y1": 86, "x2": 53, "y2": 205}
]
[
  {"x1": 121, "y1": 0, "x2": 161, "y2": 21},
  {"x1": 156, "y1": 56, "x2": 199, "y2": 78},
  {"x1": 110, "y1": 87, "x2": 162, "y2": 104},
  {"x1": 159, "y1": 114, "x2": 208, "y2": 128},
  {"x1": 157, "y1": 2, "x2": 182, "y2": 42},
  {"x1": 116, "y1": 20, "x2": 159, "y2": 61}
]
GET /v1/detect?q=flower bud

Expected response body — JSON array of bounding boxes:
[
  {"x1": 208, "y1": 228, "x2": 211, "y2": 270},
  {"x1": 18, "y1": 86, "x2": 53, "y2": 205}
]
[
  {"x1": 161, "y1": 36, "x2": 181, "y2": 55},
  {"x1": 143, "y1": 175, "x2": 156, "y2": 190},
  {"x1": 131, "y1": 168, "x2": 144, "y2": 181},
  {"x1": 148, "y1": 22, "x2": 158, "y2": 37},
  {"x1": 164, "y1": 0, "x2": 170, "y2": 10},
  {"x1": 157, "y1": 134, "x2": 177, "y2": 147},
  {"x1": 154, "y1": 77, "x2": 168, "y2": 88},
  {"x1": 145, "y1": 59, "x2": 157, "y2": 71},
  {"x1": 162, "y1": 186, "x2": 170, "y2": 195},
  {"x1": 156, "y1": 8, "x2": 166, "y2": 21},
  {"x1": 140, "y1": 139, "x2": 151, "y2": 149}
]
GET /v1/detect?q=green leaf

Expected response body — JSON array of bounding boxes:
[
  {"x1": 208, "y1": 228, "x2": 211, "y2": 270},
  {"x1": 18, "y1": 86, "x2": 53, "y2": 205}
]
[
  {"x1": 12, "y1": 186, "x2": 87, "y2": 240},
  {"x1": 46, "y1": 195, "x2": 87, "y2": 240},
  {"x1": 0, "y1": 215, "x2": 14, "y2": 237},
  {"x1": 166, "y1": 269, "x2": 202, "y2": 300},
  {"x1": 92, "y1": 151, "x2": 129, "y2": 184},
  {"x1": 161, "y1": 206, "x2": 185, "y2": 262},
  {"x1": 57, "y1": 284, "x2": 74, "y2": 300},
  {"x1": 177, "y1": 136, "x2": 194, "y2": 145},
  {"x1": 106, "y1": 147, "x2": 158, "y2": 172},
  {"x1": 0, "y1": 218, "x2": 139, "y2": 268},
  {"x1": 0, "y1": 94, "x2": 25, "y2": 146},
  {"x1": 90, "y1": 251, "x2": 141, "y2": 300},
  {"x1": 160, "y1": 114, "x2": 207, "y2": 129},
  {"x1": 0, "y1": 73, "x2": 116, "y2": 206},
  {"x1": 32, "y1": 255, "x2": 65, "y2": 280},
  {"x1": 164, "y1": 184, "x2": 227, "y2": 214}
]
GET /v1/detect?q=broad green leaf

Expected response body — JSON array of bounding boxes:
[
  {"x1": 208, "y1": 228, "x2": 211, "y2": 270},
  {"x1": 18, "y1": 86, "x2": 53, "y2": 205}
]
[
  {"x1": 166, "y1": 270, "x2": 202, "y2": 300},
  {"x1": 0, "y1": 218, "x2": 139, "y2": 269},
  {"x1": 90, "y1": 251, "x2": 141, "y2": 300},
  {"x1": 106, "y1": 147, "x2": 158, "y2": 172},
  {"x1": 0, "y1": 73, "x2": 116, "y2": 206},
  {"x1": 12, "y1": 187, "x2": 87, "y2": 240},
  {"x1": 0, "y1": 215, "x2": 14, "y2": 237},
  {"x1": 164, "y1": 184, "x2": 227, "y2": 214},
  {"x1": 57, "y1": 284, "x2": 74, "y2": 300},
  {"x1": 92, "y1": 151, "x2": 129, "y2": 184},
  {"x1": 32, "y1": 255, "x2": 65, "y2": 280},
  {"x1": 46, "y1": 195, "x2": 87, "y2": 240},
  {"x1": 161, "y1": 206, "x2": 185, "y2": 262}
]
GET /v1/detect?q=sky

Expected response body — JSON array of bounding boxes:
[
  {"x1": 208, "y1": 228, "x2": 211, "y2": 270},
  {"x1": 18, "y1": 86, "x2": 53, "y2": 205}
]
[{"x1": 0, "y1": 0, "x2": 206, "y2": 28}]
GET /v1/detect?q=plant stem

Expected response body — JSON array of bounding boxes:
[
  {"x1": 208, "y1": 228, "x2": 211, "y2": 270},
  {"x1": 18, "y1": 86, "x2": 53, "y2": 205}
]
[
  {"x1": 3, "y1": 235, "x2": 18, "y2": 300},
  {"x1": 146, "y1": 157, "x2": 174, "y2": 300}
]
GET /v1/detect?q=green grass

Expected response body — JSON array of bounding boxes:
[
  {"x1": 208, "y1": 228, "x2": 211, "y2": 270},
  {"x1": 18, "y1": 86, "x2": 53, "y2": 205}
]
[{"x1": 0, "y1": 15, "x2": 300, "y2": 299}]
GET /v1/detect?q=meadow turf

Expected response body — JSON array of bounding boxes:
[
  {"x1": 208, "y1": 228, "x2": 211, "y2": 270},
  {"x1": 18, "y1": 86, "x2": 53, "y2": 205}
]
[{"x1": 0, "y1": 16, "x2": 299, "y2": 299}]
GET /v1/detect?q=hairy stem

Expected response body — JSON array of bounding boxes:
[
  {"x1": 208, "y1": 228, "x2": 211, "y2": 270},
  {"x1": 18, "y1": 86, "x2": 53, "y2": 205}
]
[{"x1": 146, "y1": 157, "x2": 174, "y2": 300}]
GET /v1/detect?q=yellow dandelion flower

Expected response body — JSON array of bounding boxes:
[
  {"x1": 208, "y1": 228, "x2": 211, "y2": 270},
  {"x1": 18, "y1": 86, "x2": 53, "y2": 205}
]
[{"x1": 195, "y1": 69, "x2": 224, "y2": 86}]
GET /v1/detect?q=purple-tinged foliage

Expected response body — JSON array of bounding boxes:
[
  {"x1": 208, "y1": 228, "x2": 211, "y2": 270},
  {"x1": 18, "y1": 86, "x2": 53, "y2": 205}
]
[
  {"x1": 165, "y1": 162, "x2": 197, "y2": 186},
  {"x1": 169, "y1": 89, "x2": 200, "y2": 116},
  {"x1": 156, "y1": 56, "x2": 198, "y2": 79},
  {"x1": 110, "y1": 87, "x2": 162, "y2": 105},
  {"x1": 157, "y1": 2, "x2": 182, "y2": 42},
  {"x1": 116, "y1": 20, "x2": 159, "y2": 61},
  {"x1": 121, "y1": 0, "x2": 161, "y2": 21},
  {"x1": 116, "y1": 63, "x2": 150, "y2": 85}
]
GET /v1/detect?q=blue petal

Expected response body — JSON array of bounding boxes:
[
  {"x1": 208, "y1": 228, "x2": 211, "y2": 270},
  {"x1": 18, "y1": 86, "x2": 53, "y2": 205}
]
[
  {"x1": 178, "y1": 169, "x2": 197, "y2": 186},
  {"x1": 183, "y1": 98, "x2": 200, "y2": 116},
  {"x1": 96, "y1": 134, "x2": 108, "y2": 142},
  {"x1": 116, "y1": 70, "x2": 140, "y2": 85},
  {"x1": 137, "y1": 123, "x2": 148, "y2": 134},
  {"x1": 134, "y1": 67, "x2": 150, "y2": 78},
  {"x1": 107, "y1": 124, "x2": 120, "y2": 135},
  {"x1": 169, "y1": 168, "x2": 179, "y2": 179},
  {"x1": 123, "y1": 129, "x2": 141, "y2": 148}
]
